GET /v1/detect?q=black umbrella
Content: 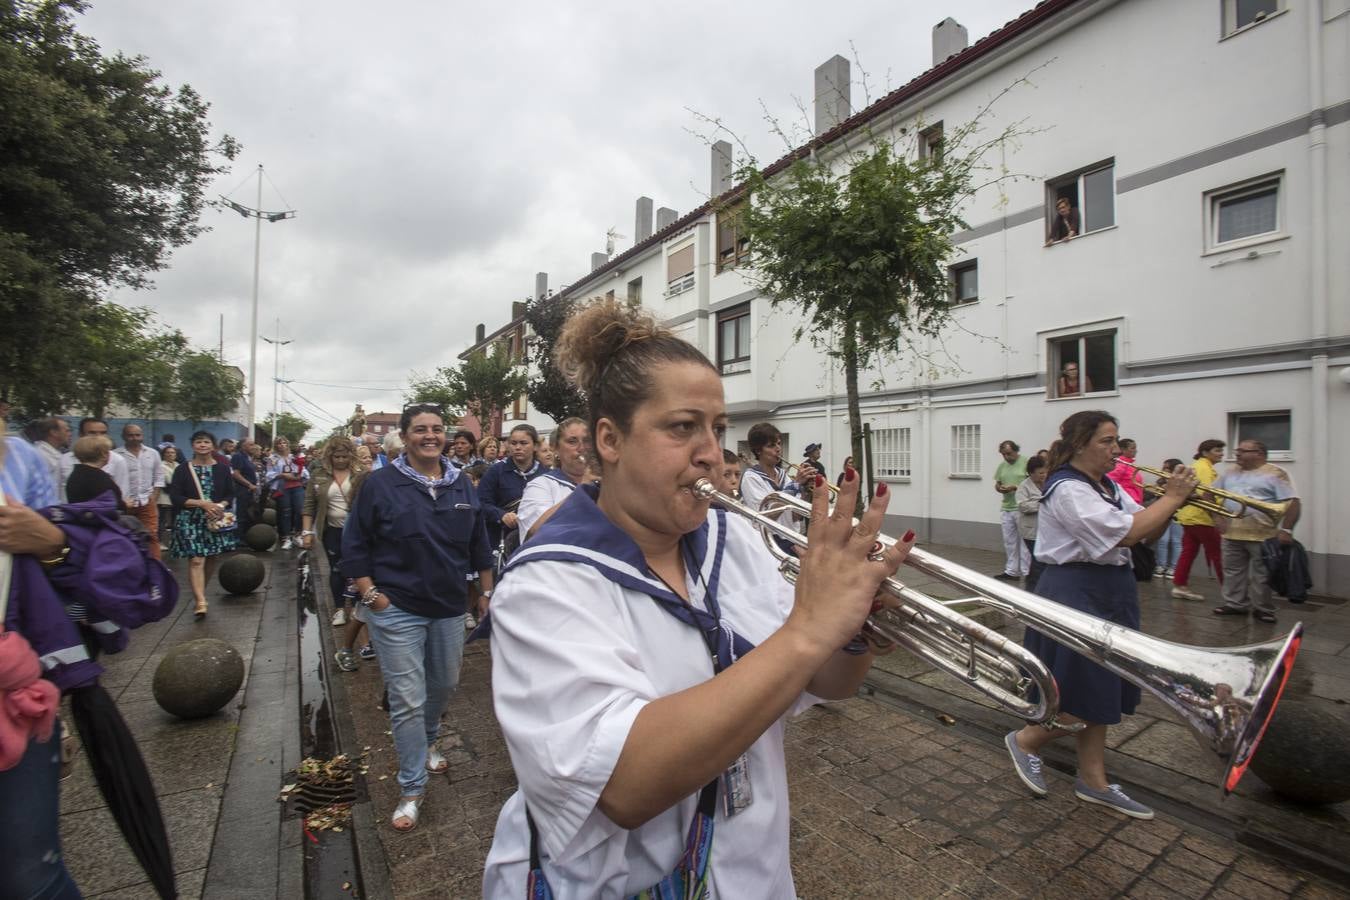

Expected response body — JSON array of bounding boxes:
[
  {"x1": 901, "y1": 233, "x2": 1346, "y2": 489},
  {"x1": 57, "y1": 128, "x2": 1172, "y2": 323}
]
[{"x1": 68, "y1": 683, "x2": 177, "y2": 900}]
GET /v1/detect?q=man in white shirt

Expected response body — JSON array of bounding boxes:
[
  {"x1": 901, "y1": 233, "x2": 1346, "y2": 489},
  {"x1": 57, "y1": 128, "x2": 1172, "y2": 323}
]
[
  {"x1": 27, "y1": 416, "x2": 72, "y2": 503},
  {"x1": 61, "y1": 417, "x2": 131, "y2": 505},
  {"x1": 114, "y1": 423, "x2": 163, "y2": 559}
]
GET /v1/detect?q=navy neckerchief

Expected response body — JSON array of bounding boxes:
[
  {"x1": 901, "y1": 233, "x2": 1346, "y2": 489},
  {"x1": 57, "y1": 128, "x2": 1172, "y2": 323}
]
[
  {"x1": 1041, "y1": 463, "x2": 1122, "y2": 510},
  {"x1": 505, "y1": 483, "x2": 753, "y2": 672},
  {"x1": 540, "y1": 468, "x2": 581, "y2": 490},
  {"x1": 744, "y1": 464, "x2": 785, "y2": 490}
]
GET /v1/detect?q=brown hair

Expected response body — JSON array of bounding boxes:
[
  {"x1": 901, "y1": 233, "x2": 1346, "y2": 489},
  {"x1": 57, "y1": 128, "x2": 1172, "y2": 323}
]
[
  {"x1": 555, "y1": 297, "x2": 715, "y2": 442},
  {"x1": 1194, "y1": 438, "x2": 1225, "y2": 460},
  {"x1": 1046, "y1": 410, "x2": 1118, "y2": 472},
  {"x1": 319, "y1": 435, "x2": 357, "y2": 470},
  {"x1": 746, "y1": 422, "x2": 783, "y2": 459}
]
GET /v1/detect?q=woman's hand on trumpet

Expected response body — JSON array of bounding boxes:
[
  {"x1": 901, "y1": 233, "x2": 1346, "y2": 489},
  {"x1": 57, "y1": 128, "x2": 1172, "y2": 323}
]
[
  {"x1": 1162, "y1": 465, "x2": 1199, "y2": 503},
  {"x1": 792, "y1": 462, "x2": 817, "y2": 485},
  {"x1": 785, "y1": 467, "x2": 916, "y2": 656}
]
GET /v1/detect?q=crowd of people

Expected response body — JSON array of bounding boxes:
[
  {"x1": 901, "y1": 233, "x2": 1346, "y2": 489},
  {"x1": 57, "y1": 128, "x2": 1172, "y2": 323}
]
[{"x1": 0, "y1": 299, "x2": 1308, "y2": 898}]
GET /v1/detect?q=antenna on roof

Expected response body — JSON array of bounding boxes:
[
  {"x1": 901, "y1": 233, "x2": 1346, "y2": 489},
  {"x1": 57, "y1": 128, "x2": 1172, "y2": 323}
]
[{"x1": 606, "y1": 228, "x2": 627, "y2": 257}]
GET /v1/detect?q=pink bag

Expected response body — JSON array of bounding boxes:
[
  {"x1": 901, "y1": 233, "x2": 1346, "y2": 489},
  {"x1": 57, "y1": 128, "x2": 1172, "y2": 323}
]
[{"x1": 0, "y1": 493, "x2": 61, "y2": 771}]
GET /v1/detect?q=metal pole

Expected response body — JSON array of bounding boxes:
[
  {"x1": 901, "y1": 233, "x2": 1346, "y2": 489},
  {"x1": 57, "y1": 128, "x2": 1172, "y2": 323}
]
[
  {"x1": 271, "y1": 318, "x2": 281, "y2": 440},
  {"x1": 246, "y1": 164, "x2": 263, "y2": 436}
]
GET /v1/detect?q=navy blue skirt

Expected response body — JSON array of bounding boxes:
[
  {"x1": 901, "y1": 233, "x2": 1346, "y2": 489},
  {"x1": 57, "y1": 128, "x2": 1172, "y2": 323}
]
[{"x1": 1023, "y1": 562, "x2": 1141, "y2": 725}]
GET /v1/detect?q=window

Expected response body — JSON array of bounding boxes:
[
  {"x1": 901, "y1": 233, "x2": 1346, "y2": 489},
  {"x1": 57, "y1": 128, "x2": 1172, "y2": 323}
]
[
  {"x1": 717, "y1": 304, "x2": 751, "y2": 375},
  {"x1": 1229, "y1": 411, "x2": 1291, "y2": 460},
  {"x1": 949, "y1": 259, "x2": 978, "y2": 305},
  {"x1": 950, "y1": 425, "x2": 980, "y2": 477},
  {"x1": 666, "y1": 243, "x2": 695, "y2": 295},
  {"x1": 1046, "y1": 161, "x2": 1115, "y2": 242},
  {"x1": 1207, "y1": 174, "x2": 1282, "y2": 250},
  {"x1": 1049, "y1": 329, "x2": 1116, "y2": 397},
  {"x1": 919, "y1": 122, "x2": 944, "y2": 161},
  {"x1": 513, "y1": 393, "x2": 526, "y2": 420},
  {"x1": 873, "y1": 427, "x2": 912, "y2": 479},
  {"x1": 716, "y1": 203, "x2": 751, "y2": 272},
  {"x1": 627, "y1": 277, "x2": 643, "y2": 304},
  {"x1": 1223, "y1": 0, "x2": 1282, "y2": 36}
]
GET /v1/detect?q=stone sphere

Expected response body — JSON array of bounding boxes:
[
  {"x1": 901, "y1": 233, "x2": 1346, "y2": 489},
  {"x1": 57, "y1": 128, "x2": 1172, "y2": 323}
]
[
  {"x1": 260, "y1": 507, "x2": 277, "y2": 527},
  {"x1": 1249, "y1": 697, "x2": 1350, "y2": 805},
  {"x1": 153, "y1": 639, "x2": 244, "y2": 719},
  {"x1": 218, "y1": 553, "x2": 265, "y2": 595},
  {"x1": 243, "y1": 523, "x2": 277, "y2": 552}
]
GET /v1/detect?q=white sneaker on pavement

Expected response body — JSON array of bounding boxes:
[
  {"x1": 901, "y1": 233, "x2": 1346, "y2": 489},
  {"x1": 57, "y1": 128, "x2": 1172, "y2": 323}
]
[{"x1": 331, "y1": 609, "x2": 347, "y2": 626}]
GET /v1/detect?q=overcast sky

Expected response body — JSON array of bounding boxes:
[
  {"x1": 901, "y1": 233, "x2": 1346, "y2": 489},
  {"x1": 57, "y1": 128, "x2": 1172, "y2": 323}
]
[{"x1": 78, "y1": 0, "x2": 1031, "y2": 439}]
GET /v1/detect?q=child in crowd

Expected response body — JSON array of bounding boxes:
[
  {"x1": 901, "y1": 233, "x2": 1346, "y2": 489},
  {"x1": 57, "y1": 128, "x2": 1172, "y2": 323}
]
[
  {"x1": 1016, "y1": 456, "x2": 1048, "y2": 593},
  {"x1": 1153, "y1": 458, "x2": 1185, "y2": 578}
]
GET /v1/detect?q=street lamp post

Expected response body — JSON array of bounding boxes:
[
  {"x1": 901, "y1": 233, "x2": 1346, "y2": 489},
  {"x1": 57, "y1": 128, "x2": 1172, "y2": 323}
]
[
  {"x1": 223, "y1": 164, "x2": 296, "y2": 438},
  {"x1": 261, "y1": 319, "x2": 292, "y2": 446}
]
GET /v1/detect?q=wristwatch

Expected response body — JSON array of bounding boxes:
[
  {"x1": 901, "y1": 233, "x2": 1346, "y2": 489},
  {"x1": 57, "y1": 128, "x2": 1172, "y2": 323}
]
[{"x1": 39, "y1": 545, "x2": 72, "y2": 569}]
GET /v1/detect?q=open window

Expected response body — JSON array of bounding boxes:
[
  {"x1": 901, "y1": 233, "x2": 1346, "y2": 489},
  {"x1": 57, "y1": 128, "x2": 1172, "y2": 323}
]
[
  {"x1": 1049, "y1": 329, "x2": 1116, "y2": 397},
  {"x1": 716, "y1": 203, "x2": 751, "y2": 273},
  {"x1": 666, "y1": 242, "x2": 695, "y2": 296},
  {"x1": 919, "y1": 122, "x2": 944, "y2": 162},
  {"x1": 1223, "y1": 0, "x2": 1283, "y2": 37},
  {"x1": 1046, "y1": 161, "x2": 1115, "y2": 244}
]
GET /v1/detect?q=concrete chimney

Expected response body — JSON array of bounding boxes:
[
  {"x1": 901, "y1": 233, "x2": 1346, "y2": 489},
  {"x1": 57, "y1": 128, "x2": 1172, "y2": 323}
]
[
  {"x1": 656, "y1": 207, "x2": 678, "y2": 230},
  {"x1": 591, "y1": 252, "x2": 608, "y2": 271},
  {"x1": 813, "y1": 55, "x2": 850, "y2": 135},
  {"x1": 511, "y1": 300, "x2": 526, "y2": 319},
  {"x1": 475, "y1": 323, "x2": 485, "y2": 344},
  {"x1": 710, "y1": 140, "x2": 733, "y2": 198},
  {"x1": 932, "y1": 18, "x2": 968, "y2": 66},
  {"x1": 534, "y1": 272, "x2": 548, "y2": 301},
  {"x1": 634, "y1": 196, "x2": 654, "y2": 243}
]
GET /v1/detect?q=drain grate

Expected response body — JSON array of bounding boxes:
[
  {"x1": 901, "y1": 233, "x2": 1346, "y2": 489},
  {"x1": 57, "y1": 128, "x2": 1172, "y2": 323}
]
[{"x1": 281, "y1": 754, "x2": 361, "y2": 820}]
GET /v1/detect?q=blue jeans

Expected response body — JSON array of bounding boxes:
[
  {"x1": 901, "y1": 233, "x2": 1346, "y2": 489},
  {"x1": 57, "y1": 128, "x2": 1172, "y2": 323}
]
[
  {"x1": 1155, "y1": 522, "x2": 1183, "y2": 569},
  {"x1": 364, "y1": 603, "x2": 466, "y2": 796},
  {"x1": 0, "y1": 731, "x2": 82, "y2": 899},
  {"x1": 275, "y1": 486, "x2": 303, "y2": 537}
]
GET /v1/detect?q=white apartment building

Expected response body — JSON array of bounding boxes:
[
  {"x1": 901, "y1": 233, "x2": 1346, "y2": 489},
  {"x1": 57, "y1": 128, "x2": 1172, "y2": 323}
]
[{"x1": 464, "y1": 0, "x2": 1350, "y2": 595}]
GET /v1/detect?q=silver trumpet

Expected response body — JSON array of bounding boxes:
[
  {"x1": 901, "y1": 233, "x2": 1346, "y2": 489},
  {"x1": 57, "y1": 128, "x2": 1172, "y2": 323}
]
[{"x1": 692, "y1": 478, "x2": 1303, "y2": 794}]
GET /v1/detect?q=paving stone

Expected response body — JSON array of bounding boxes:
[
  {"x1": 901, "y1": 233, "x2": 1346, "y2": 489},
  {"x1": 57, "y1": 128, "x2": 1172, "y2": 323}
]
[
  {"x1": 1145, "y1": 862, "x2": 1211, "y2": 899},
  {"x1": 1163, "y1": 845, "x2": 1229, "y2": 882},
  {"x1": 1178, "y1": 832, "x2": 1240, "y2": 865},
  {"x1": 1217, "y1": 871, "x2": 1297, "y2": 900},
  {"x1": 1233, "y1": 854, "x2": 1305, "y2": 893}
]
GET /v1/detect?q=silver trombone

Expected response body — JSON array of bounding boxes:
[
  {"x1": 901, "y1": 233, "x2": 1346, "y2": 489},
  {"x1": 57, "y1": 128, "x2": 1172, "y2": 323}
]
[{"x1": 692, "y1": 478, "x2": 1303, "y2": 795}]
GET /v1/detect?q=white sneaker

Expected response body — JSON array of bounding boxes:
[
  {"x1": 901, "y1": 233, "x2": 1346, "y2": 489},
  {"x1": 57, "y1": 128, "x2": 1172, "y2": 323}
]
[
  {"x1": 331, "y1": 609, "x2": 347, "y2": 627},
  {"x1": 281, "y1": 537, "x2": 293, "y2": 550}
]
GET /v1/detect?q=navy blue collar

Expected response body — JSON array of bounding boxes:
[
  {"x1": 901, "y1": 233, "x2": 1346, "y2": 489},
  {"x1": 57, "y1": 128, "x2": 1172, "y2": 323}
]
[
  {"x1": 541, "y1": 468, "x2": 580, "y2": 489},
  {"x1": 506, "y1": 483, "x2": 753, "y2": 671},
  {"x1": 1042, "y1": 464, "x2": 1122, "y2": 510}
]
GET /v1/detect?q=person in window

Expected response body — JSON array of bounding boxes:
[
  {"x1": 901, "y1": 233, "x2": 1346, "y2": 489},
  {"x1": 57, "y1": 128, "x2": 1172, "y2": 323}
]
[
  {"x1": 1056, "y1": 362, "x2": 1093, "y2": 397},
  {"x1": 1047, "y1": 196, "x2": 1080, "y2": 244}
]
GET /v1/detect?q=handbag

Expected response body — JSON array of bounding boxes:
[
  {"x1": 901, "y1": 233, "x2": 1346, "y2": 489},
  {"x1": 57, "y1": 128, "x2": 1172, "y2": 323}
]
[{"x1": 187, "y1": 463, "x2": 236, "y2": 533}]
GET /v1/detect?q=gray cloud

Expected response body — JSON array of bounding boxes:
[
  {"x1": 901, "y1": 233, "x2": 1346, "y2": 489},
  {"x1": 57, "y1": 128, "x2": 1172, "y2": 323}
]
[{"x1": 81, "y1": 0, "x2": 1030, "y2": 435}]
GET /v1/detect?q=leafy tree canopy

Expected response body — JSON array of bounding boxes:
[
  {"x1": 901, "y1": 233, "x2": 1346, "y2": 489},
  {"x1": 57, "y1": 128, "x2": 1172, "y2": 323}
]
[
  {"x1": 260, "y1": 411, "x2": 313, "y2": 447},
  {"x1": 0, "y1": 0, "x2": 238, "y2": 414},
  {"x1": 523, "y1": 295, "x2": 586, "y2": 424},
  {"x1": 174, "y1": 351, "x2": 244, "y2": 427},
  {"x1": 407, "y1": 344, "x2": 526, "y2": 432}
]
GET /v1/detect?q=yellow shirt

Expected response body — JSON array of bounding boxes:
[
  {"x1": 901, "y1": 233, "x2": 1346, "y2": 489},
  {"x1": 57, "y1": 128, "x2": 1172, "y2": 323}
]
[{"x1": 1175, "y1": 457, "x2": 1218, "y2": 527}]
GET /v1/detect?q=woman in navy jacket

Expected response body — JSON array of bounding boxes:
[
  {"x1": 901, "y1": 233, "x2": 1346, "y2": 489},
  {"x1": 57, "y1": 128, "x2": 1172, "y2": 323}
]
[
  {"x1": 341, "y1": 404, "x2": 495, "y2": 833},
  {"x1": 168, "y1": 430, "x2": 236, "y2": 618}
]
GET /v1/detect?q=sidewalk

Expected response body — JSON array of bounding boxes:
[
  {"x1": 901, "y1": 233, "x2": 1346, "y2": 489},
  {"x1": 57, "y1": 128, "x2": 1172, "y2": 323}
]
[
  {"x1": 315, "y1": 544, "x2": 1350, "y2": 898},
  {"x1": 58, "y1": 550, "x2": 302, "y2": 899}
]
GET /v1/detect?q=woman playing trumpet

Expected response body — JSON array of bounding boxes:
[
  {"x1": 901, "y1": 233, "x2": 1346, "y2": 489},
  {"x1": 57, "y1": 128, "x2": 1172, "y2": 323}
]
[
  {"x1": 482, "y1": 298, "x2": 915, "y2": 897},
  {"x1": 516, "y1": 416, "x2": 597, "y2": 539},
  {"x1": 1005, "y1": 410, "x2": 1196, "y2": 819}
]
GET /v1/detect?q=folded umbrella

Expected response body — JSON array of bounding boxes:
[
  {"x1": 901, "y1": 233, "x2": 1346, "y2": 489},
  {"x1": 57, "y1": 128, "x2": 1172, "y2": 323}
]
[{"x1": 68, "y1": 683, "x2": 176, "y2": 900}]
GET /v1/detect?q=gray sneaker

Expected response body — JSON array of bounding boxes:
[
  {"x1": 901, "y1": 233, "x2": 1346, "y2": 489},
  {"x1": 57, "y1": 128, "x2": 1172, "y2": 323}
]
[
  {"x1": 1005, "y1": 731, "x2": 1048, "y2": 796},
  {"x1": 1074, "y1": 780, "x2": 1154, "y2": 819},
  {"x1": 333, "y1": 648, "x2": 359, "y2": 672}
]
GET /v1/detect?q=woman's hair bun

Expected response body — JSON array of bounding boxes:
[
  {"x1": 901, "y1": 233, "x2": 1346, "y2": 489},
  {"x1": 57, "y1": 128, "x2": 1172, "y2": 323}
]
[{"x1": 555, "y1": 297, "x2": 669, "y2": 395}]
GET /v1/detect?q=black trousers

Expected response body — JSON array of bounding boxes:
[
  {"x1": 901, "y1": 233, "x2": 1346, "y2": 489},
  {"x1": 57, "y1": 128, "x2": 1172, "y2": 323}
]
[{"x1": 323, "y1": 524, "x2": 348, "y2": 607}]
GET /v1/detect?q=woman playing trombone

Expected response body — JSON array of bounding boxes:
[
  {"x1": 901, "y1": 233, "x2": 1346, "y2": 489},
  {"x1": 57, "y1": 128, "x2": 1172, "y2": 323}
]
[
  {"x1": 482, "y1": 298, "x2": 915, "y2": 897},
  {"x1": 1004, "y1": 410, "x2": 1196, "y2": 819}
]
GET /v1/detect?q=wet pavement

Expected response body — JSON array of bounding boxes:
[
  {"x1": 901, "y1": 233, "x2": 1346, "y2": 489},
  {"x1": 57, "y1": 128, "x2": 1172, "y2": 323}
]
[
  {"x1": 54, "y1": 540, "x2": 1350, "y2": 898},
  {"x1": 320, "y1": 543, "x2": 1350, "y2": 898}
]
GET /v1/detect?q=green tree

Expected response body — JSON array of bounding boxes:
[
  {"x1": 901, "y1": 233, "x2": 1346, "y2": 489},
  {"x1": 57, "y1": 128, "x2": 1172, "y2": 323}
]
[
  {"x1": 731, "y1": 94, "x2": 1030, "y2": 506},
  {"x1": 0, "y1": 0, "x2": 238, "y2": 414},
  {"x1": 173, "y1": 351, "x2": 244, "y2": 427},
  {"x1": 408, "y1": 343, "x2": 526, "y2": 433},
  {"x1": 523, "y1": 294, "x2": 586, "y2": 423},
  {"x1": 68, "y1": 305, "x2": 188, "y2": 418},
  {"x1": 259, "y1": 411, "x2": 313, "y2": 447}
]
